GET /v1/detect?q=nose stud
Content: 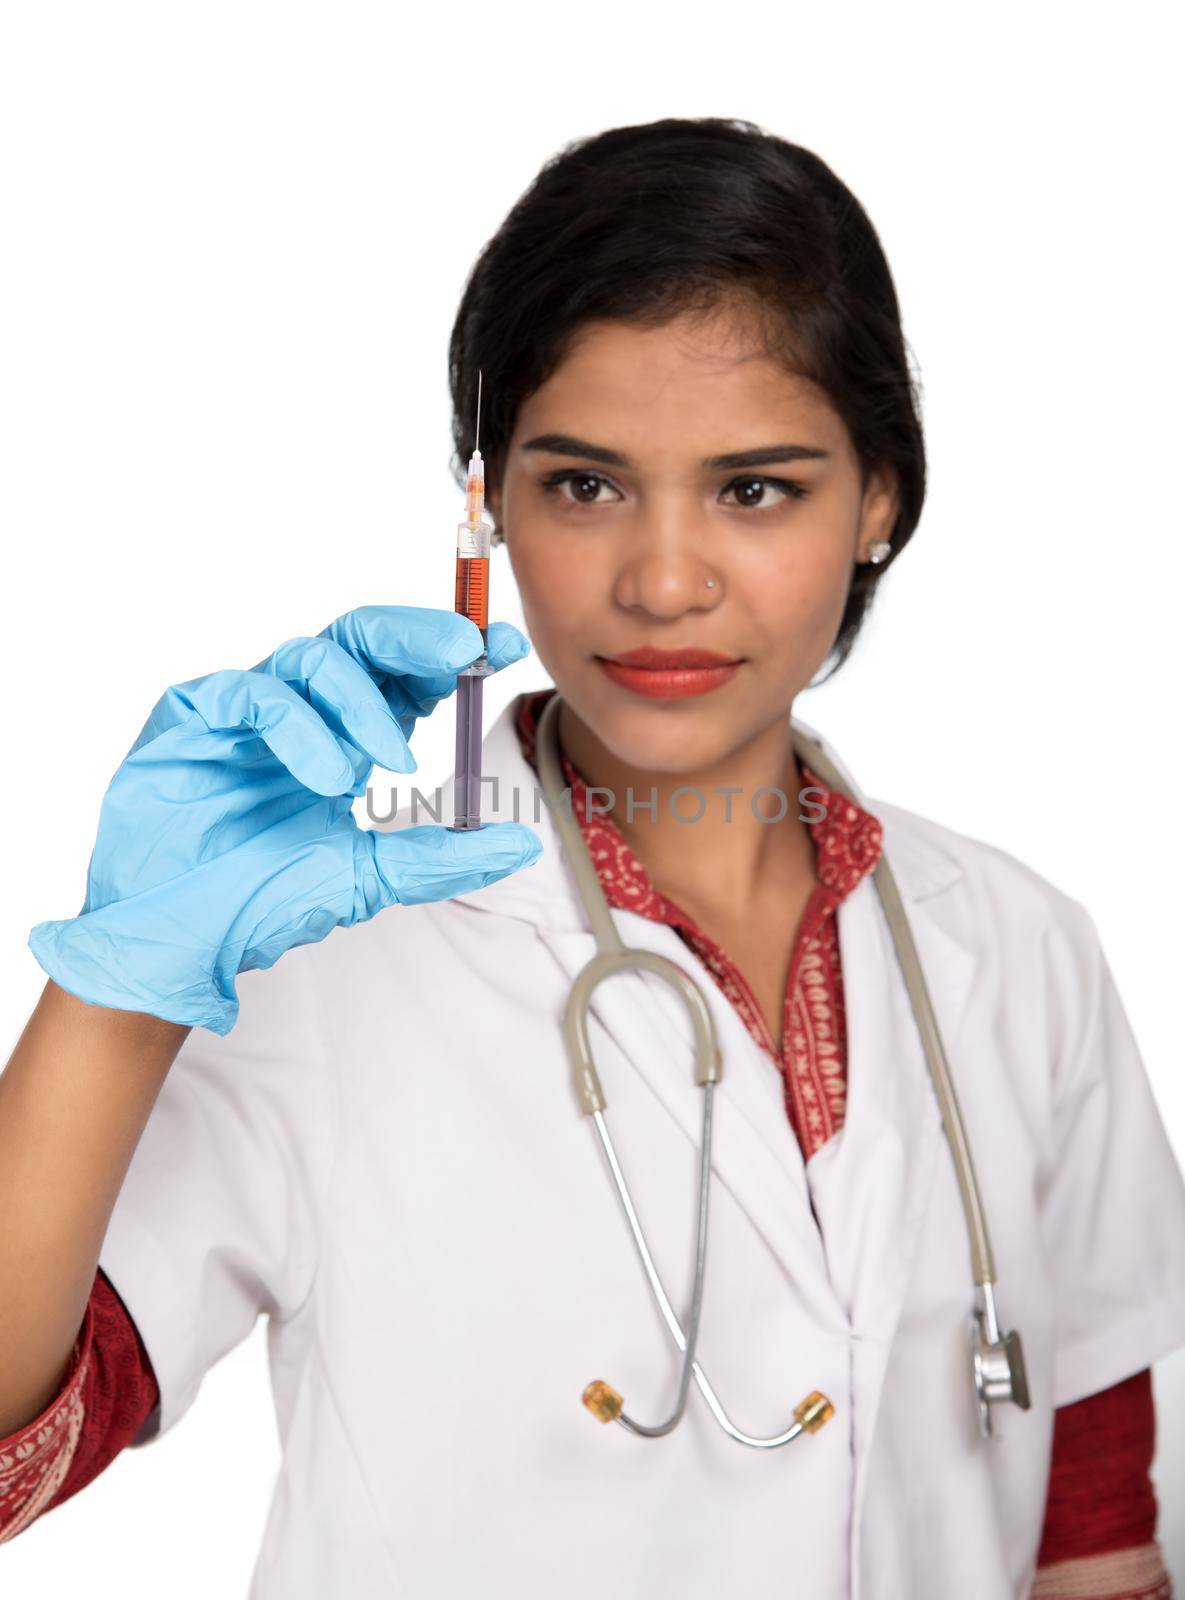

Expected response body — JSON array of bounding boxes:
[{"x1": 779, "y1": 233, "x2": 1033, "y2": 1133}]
[{"x1": 704, "y1": 578, "x2": 716, "y2": 589}]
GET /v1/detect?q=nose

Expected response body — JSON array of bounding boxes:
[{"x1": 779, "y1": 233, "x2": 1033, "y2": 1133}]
[{"x1": 611, "y1": 510, "x2": 725, "y2": 619}]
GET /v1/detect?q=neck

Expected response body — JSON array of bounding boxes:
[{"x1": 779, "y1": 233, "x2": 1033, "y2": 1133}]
[{"x1": 556, "y1": 700, "x2": 818, "y2": 914}]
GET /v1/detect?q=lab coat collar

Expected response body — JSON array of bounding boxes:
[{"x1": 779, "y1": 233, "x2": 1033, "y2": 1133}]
[{"x1": 445, "y1": 692, "x2": 976, "y2": 1576}]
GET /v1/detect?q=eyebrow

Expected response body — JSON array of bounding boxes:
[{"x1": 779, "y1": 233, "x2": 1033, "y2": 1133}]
[{"x1": 519, "y1": 433, "x2": 831, "y2": 470}]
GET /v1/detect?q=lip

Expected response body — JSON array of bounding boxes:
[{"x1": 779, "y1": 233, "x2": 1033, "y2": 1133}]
[
  {"x1": 603, "y1": 646, "x2": 741, "y2": 669},
  {"x1": 595, "y1": 646, "x2": 744, "y2": 700}
]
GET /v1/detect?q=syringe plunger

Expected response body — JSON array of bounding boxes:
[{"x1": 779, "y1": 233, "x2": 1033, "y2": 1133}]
[{"x1": 451, "y1": 674, "x2": 485, "y2": 830}]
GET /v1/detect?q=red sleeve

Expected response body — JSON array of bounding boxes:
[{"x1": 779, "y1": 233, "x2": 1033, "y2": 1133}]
[
  {"x1": 0, "y1": 1267, "x2": 158, "y2": 1541},
  {"x1": 1033, "y1": 1368, "x2": 1172, "y2": 1599}
]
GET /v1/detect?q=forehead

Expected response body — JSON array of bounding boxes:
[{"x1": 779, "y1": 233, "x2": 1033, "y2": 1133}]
[{"x1": 512, "y1": 306, "x2": 848, "y2": 453}]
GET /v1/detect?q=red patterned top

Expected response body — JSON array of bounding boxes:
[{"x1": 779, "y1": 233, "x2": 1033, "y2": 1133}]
[{"x1": 0, "y1": 688, "x2": 1172, "y2": 1600}]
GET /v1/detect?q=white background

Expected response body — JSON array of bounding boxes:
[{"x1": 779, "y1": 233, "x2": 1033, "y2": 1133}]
[{"x1": 2, "y1": 2, "x2": 1182, "y2": 1591}]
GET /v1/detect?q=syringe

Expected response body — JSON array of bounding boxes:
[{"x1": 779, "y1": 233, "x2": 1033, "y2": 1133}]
[{"x1": 449, "y1": 371, "x2": 494, "y2": 832}]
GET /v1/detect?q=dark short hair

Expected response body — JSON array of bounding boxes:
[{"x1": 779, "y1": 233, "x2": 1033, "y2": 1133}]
[{"x1": 448, "y1": 116, "x2": 926, "y2": 679}]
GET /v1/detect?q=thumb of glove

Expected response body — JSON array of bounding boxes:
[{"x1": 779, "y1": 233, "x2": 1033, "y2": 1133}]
[{"x1": 362, "y1": 822, "x2": 544, "y2": 912}]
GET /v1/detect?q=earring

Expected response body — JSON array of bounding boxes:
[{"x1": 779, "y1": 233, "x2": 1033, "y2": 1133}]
[{"x1": 866, "y1": 540, "x2": 891, "y2": 566}]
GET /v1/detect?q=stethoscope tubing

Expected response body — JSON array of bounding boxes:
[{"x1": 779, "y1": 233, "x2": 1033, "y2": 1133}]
[
  {"x1": 532, "y1": 689, "x2": 1025, "y2": 1443},
  {"x1": 593, "y1": 1101, "x2": 814, "y2": 1449},
  {"x1": 594, "y1": 1090, "x2": 712, "y2": 1438}
]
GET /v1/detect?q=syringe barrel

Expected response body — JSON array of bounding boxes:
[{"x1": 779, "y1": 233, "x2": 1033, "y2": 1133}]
[{"x1": 455, "y1": 518, "x2": 492, "y2": 677}]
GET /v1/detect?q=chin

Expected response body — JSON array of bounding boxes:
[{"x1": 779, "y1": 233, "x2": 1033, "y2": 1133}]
[{"x1": 582, "y1": 692, "x2": 745, "y2": 775}]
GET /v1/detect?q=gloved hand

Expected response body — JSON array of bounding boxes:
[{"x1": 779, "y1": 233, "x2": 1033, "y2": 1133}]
[{"x1": 29, "y1": 605, "x2": 542, "y2": 1035}]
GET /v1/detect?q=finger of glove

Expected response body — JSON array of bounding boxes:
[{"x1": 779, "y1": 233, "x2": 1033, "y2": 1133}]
[
  {"x1": 369, "y1": 821, "x2": 543, "y2": 908},
  {"x1": 485, "y1": 621, "x2": 532, "y2": 672},
  {"x1": 381, "y1": 620, "x2": 533, "y2": 734},
  {"x1": 256, "y1": 635, "x2": 415, "y2": 773},
  {"x1": 319, "y1": 605, "x2": 530, "y2": 710},
  {"x1": 318, "y1": 606, "x2": 490, "y2": 687},
  {"x1": 166, "y1": 670, "x2": 359, "y2": 796}
]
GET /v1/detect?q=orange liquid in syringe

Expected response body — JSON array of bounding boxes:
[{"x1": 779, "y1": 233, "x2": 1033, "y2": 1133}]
[{"x1": 454, "y1": 554, "x2": 489, "y2": 633}]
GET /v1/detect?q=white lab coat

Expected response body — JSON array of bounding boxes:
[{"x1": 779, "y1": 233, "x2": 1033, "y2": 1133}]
[{"x1": 97, "y1": 695, "x2": 1185, "y2": 1599}]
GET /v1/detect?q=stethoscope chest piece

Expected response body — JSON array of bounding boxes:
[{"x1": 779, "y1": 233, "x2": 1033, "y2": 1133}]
[{"x1": 970, "y1": 1283, "x2": 1031, "y2": 1439}]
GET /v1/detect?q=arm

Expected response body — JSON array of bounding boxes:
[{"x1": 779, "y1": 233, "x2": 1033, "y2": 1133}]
[
  {"x1": 0, "y1": 1269, "x2": 158, "y2": 1542},
  {"x1": 1031, "y1": 1369, "x2": 1172, "y2": 1600},
  {"x1": 0, "y1": 981, "x2": 187, "y2": 1437},
  {"x1": 5, "y1": 606, "x2": 535, "y2": 1425},
  {"x1": 1029, "y1": 896, "x2": 1185, "y2": 1596},
  {"x1": 2, "y1": 604, "x2": 537, "y2": 1531}
]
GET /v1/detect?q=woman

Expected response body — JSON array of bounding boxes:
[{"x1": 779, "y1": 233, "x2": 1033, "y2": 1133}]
[{"x1": 2, "y1": 118, "x2": 1183, "y2": 1599}]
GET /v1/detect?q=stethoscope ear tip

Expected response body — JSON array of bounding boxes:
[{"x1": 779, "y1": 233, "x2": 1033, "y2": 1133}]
[
  {"x1": 583, "y1": 1379, "x2": 624, "y2": 1425},
  {"x1": 793, "y1": 1391, "x2": 835, "y2": 1434}
]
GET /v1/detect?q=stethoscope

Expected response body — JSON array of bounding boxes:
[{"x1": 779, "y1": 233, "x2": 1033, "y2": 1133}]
[{"x1": 534, "y1": 691, "x2": 1030, "y2": 1448}]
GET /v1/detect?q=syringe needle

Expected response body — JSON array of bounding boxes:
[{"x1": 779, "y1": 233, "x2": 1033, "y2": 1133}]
[{"x1": 475, "y1": 369, "x2": 483, "y2": 454}]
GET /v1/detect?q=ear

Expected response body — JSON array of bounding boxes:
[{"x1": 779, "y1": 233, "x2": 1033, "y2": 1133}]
[{"x1": 857, "y1": 463, "x2": 900, "y2": 561}]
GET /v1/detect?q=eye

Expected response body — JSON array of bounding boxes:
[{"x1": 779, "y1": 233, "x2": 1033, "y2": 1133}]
[
  {"x1": 720, "y1": 475, "x2": 810, "y2": 510},
  {"x1": 540, "y1": 469, "x2": 622, "y2": 506}
]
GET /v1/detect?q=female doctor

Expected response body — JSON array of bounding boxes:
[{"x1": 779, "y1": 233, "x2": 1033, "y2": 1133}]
[{"x1": 3, "y1": 118, "x2": 1185, "y2": 1600}]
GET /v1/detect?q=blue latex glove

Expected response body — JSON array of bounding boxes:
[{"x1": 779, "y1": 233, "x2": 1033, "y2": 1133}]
[{"x1": 29, "y1": 606, "x2": 542, "y2": 1035}]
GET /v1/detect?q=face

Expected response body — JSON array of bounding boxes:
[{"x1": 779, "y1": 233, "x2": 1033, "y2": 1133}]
[{"x1": 488, "y1": 304, "x2": 899, "y2": 778}]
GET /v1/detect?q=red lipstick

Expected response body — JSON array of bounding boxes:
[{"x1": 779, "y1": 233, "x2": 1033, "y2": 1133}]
[{"x1": 595, "y1": 646, "x2": 744, "y2": 700}]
